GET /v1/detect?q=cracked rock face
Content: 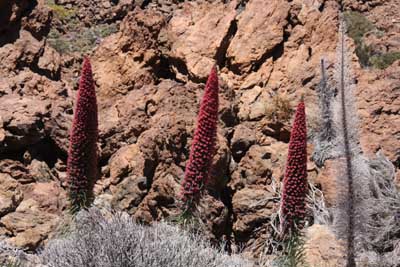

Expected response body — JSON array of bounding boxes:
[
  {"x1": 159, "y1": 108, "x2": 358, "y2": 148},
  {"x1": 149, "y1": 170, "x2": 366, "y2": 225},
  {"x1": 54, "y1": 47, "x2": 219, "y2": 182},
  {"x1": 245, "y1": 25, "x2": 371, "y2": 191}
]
[
  {"x1": 227, "y1": 0, "x2": 290, "y2": 73},
  {"x1": 166, "y1": 0, "x2": 238, "y2": 80},
  {"x1": 0, "y1": 0, "x2": 399, "y2": 262},
  {"x1": 0, "y1": 174, "x2": 23, "y2": 217}
]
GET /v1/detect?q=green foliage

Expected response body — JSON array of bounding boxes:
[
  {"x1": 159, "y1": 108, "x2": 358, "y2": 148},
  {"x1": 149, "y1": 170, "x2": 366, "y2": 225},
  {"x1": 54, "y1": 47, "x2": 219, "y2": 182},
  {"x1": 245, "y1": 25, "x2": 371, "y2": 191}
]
[
  {"x1": 47, "y1": 24, "x2": 118, "y2": 54},
  {"x1": 94, "y1": 24, "x2": 118, "y2": 38},
  {"x1": 166, "y1": 209, "x2": 205, "y2": 237},
  {"x1": 343, "y1": 11, "x2": 400, "y2": 69},
  {"x1": 168, "y1": 210, "x2": 198, "y2": 226},
  {"x1": 68, "y1": 190, "x2": 93, "y2": 215},
  {"x1": 46, "y1": 0, "x2": 76, "y2": 20},
  {"x1": 369, "y1": 51, "x2": 400, "y2": 69},
  {"x1": 343, "y1": 11, "x2": 375, "y2": 43},
  {"x1": 354, "y1": 42, "x2": 373, "y2": 67},
  {"x1": 45, "y1": 0, "x2": 117, "y2": 54},
  {"x1": 274, "y1": 231, "x2": 308, "y2": 267},
  {"x1": 343, "y1": 11, "x2": 375, "y2": 67},
  {"x1": 47, "y1": 30, "x2": 69, "y2": 53}
]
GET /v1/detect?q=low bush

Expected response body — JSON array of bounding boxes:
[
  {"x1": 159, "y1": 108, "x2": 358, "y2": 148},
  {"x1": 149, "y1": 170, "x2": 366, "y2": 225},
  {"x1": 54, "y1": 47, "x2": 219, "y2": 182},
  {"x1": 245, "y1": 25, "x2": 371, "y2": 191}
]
[
  {"x1": 46, "y1": 0, "x2": 76, "y2": 21},
  {"x1": 343, "y1": 11, "x2": 400, "y2": 69},
  {"x1": 47, "y1": 24, "x2": 117, "y2": 54},
  {"x1": 41, "y1": 208, "x2": 252, "y2": 267},
  {"x1": 264, "y1": 94, "x2": 293, "y2": 122},
  {"x1": 369, "y1": 51, "x2": 400, "y2": 69},
  {"x1": 343, "y1": 11, "x2": 375, "y2": 67}
]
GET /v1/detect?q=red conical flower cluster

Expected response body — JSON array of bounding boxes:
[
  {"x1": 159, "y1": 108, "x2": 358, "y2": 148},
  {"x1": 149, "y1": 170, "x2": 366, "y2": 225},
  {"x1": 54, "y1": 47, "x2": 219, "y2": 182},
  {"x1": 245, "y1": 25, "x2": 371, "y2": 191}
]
[
  {"x1": 181, "y1": 66, "x2": 219, "y2": 204},
  {"x1": 67, "y1": 57, "x2": 98, "y2": 213},
  {"x1": 280, "y1": 101, "x2": 308, "y2": 233}
]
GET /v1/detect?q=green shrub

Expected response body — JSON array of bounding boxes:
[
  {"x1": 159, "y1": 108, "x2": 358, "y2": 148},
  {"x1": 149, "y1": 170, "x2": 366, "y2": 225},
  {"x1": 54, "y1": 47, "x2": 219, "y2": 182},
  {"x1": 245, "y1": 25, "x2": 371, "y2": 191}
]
[
  {"x1": 47, "y1": 29, "x2": 71, "y2": 54},
  {"x1": 94, "y1": 24, "x2": 118, "y2": 38},
  {"x1": 47, "y1": 24, "x2": 118, "y2": 54},
  {"x1": 273, "y1": 232, "x2": 307, "y2": 267},
  {"x1": 343, "y1": 11, "x2": 375, "y2": 67},
  {"x1": 343, "y1": 11, "x2": 375, "y2": 43},
  {"x1": 369, "y1": 51, "x2": 400, "y2": 69},
  {"x1": 343, "y1": 11, "x2": 399, "y2": 69},
  {"x1": 46, "y1": 0, "x2": 76, "y2": 21}
]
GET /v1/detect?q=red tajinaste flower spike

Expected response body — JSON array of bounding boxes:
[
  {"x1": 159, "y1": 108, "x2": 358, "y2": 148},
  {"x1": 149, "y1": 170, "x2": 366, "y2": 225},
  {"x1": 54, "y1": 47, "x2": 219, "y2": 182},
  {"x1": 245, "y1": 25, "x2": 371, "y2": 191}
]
[
  {"x1": 280, "y1": 101, "x2": 308, "y2": 234},
  {"x1": 181, "y1": 66, "x2": 219, "y2": 205},
  {"x1": 67, "y1": 57, "x2": 98, "y2": 213}
]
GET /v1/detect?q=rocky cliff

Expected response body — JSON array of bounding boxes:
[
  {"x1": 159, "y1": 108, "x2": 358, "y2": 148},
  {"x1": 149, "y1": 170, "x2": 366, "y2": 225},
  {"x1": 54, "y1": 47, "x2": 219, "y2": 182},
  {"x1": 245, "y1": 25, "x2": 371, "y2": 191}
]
[{"x1": 0, "y1": 0, "x2": 399, "y2": 265}]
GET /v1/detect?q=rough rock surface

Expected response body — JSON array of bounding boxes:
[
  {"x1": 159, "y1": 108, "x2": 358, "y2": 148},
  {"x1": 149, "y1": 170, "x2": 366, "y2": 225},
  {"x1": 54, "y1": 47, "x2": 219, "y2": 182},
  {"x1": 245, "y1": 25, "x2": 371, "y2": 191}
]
[
  {"x1": 305, "y1": 224, "x2": 346, "y2": 267},
  {"x1": 227, "y1": 0, "x2": 290, "y2": 73},
  {"x1": 0, "y1": 174, "x2": 23, "y2": 217},
  {"x1": 0, "y1": 0, "x2": 398, "y2": 264},
  {"x1": 357, "y1": 61, "x2": 400, "y2": 186},
  {"x1": 166, "y1": 1, "x2": 237, "y2": 80}
]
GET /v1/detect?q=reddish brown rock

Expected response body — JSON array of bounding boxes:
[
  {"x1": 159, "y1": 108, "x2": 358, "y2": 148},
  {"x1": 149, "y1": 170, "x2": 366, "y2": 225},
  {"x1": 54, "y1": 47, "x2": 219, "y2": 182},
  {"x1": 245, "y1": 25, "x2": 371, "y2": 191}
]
[
  {"x1": 0, "y1": 210, "x2": 59, "y2": 250},
  {"x1": 230, "y1": 143, "x2": 287, "y2": 190},
  {"x1": 167, "y1": 1, "x2": 237, "y2": 80},
  {"x1": 0, "y1": 174, "x2": 23, "y2": 217},
  {"x1": 0, "y1": 30, "x2": 44, "y2": 72},
  {"x1": 237, "y1": 86, "x2": 266, "y2": 121},
  {"x1": 52, "y1": 0, "x2": 135, "y2": 26},
  {"x1": 231, "y1": 124, "x2": 256, "y2": 162},
  {"x1": 304, "y1": 224, "x2": 346, "y2": 267},
  {"x1": 197, "y1": 193, "x2": 229, "y2": 241},
  {"x1": 28, "y1": 159, "x2": 54, "y2": 182},
  {"x1": 239, "y1": 58, "x2": 274, "y2": 90},
  {"x1": 357, "y1": 61, "x2": 400, "y2": 167},
  {"x1": 266, "y1": 0, "x2": 338, "y2": 96},
  {"x1": 108, "y1": 144, "x2": 147, "y2": 185},
  {"x1": 92, "y1": 9, "x2": 165, "y2": 105},
  {"x1": 207, "y1": 133, "x2": 232, "y2": 192},
  {"x1": 313, "y1": 160, "x2": 338, "y2": 206},
  {"x1": 227, "y1": 0, "x2": 290, "y2": 73},
  {"x1": 0, "y1": 181, "x2": 65, "y2": 250},
  {"x1": 6, "y1": 70, "x2": 64, "y2": 98},
  {"x1": 21, "y1": 182, "x2": 66, "y2": 214},
  {"x1": 232, "y1": 187, "x2": 277, "y2": 238},
  {"x1": 134, "y1": 165, "x2": 181, "y2": 223},
  {"x1": 0, "y1": 95, "x2": 50, "y2": 153},
  {"x1": 110, "y1": 175, "x2": 148, "y2": 215},
  {"x1": 37, "y1": 44, "x2": 61, "y2": 78},
  {"x1": 0, "y1": 0, "x2": 398, "y2": 260},
  {"x1": 0, "y1": 160, "x2": 33, "y2": 184},
  {"x1": 342, "y1": 0, "x2": 384, "y2": 12},
  {"x1": 21, "y1": 0, "x2": 52, "y2": 40},
  {"x1": 0, "y1": 0, "x2": 30, "y2": 44}
]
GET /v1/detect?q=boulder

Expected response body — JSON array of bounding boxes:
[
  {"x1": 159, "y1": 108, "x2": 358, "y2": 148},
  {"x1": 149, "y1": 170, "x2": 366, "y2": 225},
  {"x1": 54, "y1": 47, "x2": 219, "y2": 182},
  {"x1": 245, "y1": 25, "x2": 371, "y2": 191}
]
[
  {"x1": 0, "y1": 210, "x2": 59, "y2": 250},
  {"x1": 20, "y1": 182, "x2": 66, "y2": 214},
  {"x1": 230, "y1": 143, "x2": 287, "y2": 190},
  {"x1": 0, "y1": 95, "x2": 50, "y2": 153},
  {"x1": 0, "y1": 160, "x2": 34, "y2": 184},
  {"x1": 232, "y1": 187, "x2": 277, "y2": 239},
  {"x1": 167, "y1": 1, "x2": 237, "y2": 80},
  {"x1": 0, "y1": 174, "x2": 23, "y2": 217},
  {"x1": 110, "y1": 175, "x2": 148, "y2": 215},
  {"x1": 227, "y1": 0, "x2": 290, "y2": 73}
]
